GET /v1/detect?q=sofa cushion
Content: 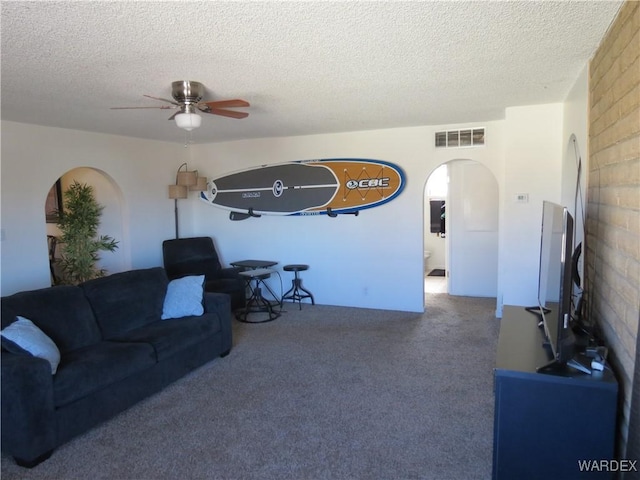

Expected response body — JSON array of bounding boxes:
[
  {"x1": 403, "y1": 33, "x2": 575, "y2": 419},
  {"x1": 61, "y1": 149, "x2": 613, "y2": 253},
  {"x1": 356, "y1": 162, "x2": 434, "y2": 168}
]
[
  {"x1": 53, "y1": 341, "x2": 156, "y2": 407},
  {"x1": 81, "y1": 268, "x2": 169, "y2": 339},
  {"x1": 1, "y1": 286, "x2": 102, "y2": 353},
  {"x1": 1, "y1": 317, "x2": 61, "y2": 374},
  {"x1": 161, "y1": 275, "x2": 205, "y2": 320},
  {"x1": 110, "y1": 313, "x2": 221, "y2": 361}
]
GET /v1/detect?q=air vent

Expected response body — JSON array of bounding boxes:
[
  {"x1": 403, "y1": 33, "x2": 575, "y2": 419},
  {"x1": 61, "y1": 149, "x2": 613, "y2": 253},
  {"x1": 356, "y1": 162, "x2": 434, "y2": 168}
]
[{"x1": 435, "y1": 128, "x2": 484, "y2": 148}]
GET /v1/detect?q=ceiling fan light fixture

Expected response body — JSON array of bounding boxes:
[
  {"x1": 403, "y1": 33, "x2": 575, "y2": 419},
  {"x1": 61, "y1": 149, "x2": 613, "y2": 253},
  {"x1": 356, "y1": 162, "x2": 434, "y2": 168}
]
[{"x1": 175, "y1": 112, "x2": 202, "y2": 131}]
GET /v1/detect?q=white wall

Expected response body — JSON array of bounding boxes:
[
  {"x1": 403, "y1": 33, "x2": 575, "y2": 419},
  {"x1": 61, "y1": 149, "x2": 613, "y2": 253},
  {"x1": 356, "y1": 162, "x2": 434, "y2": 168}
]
[
  {"x1": 1, "y1": 102, "x2": 571, "y2": 312},
  {"x1": 562, "y1": 65, "x2": 589, "y2": 254},
  {"x1": 1, "y1": 121, "x2": 183, "y2": 295},
  {"x1": 499, "y1": 104, "x2": 564, "y2": 312}
]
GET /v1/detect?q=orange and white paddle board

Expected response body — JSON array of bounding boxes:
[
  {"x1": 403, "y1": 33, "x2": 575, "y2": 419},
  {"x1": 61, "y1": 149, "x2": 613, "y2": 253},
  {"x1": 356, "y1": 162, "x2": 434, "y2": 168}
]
[{"x1": 199, "y1": 158, "x2": 405, "y2": 219}]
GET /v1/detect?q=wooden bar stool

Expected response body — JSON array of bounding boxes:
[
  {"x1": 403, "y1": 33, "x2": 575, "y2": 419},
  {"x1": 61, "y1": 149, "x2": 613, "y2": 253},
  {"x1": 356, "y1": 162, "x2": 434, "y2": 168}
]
[{"x1": 281, "y1": 264, "x2": 315, "y2": 310}]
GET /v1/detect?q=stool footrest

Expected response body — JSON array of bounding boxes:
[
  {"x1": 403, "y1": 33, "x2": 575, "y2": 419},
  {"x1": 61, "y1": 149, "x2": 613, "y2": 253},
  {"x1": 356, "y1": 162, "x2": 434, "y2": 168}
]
[{"x1": 281, "y1": 277, "x2": 315, "y2": 310}]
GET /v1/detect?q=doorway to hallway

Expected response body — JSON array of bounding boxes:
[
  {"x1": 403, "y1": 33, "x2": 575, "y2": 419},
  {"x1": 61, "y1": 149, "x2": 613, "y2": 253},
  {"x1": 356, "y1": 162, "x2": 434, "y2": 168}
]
[{"x1": 423, "y1": 160, "x2": 499, "y2": 306}]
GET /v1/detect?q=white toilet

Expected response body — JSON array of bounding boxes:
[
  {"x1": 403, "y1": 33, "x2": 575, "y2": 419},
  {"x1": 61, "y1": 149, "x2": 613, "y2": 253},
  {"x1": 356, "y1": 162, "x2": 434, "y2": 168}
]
[{"x1": 424, "y1": 250, "x2": 431, "y2": 273}]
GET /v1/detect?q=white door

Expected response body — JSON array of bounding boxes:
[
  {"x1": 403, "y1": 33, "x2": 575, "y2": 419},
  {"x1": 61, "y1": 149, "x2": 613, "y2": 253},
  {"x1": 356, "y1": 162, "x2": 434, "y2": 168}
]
[{"x1": 448, "y1": 161, "x2": 499, "y2": 297}]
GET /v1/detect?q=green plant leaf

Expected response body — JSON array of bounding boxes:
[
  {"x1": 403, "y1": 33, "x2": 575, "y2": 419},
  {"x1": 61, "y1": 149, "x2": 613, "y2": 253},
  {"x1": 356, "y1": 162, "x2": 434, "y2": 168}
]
[{"x1": 56, "y1": 181, "x2": 119, "y2": 284}]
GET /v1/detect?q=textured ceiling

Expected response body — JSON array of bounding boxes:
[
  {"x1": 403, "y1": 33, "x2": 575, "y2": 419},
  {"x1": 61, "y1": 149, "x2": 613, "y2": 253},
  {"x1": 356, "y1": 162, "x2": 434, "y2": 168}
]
[{"x1": 1, "y1": 1, "x2": 622, "y2": 144}]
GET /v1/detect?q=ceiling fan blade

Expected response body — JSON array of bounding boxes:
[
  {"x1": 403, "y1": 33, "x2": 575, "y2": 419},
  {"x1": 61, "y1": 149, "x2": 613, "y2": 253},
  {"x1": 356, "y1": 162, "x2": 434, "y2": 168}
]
[
  {"x1": 110, "y1": 106, "x2": 175, "y2": 110},
  {"x1": 205, "y1": 108, "x2": 249, "y2": 119},
  {"x1": 143, "y1": 95, "x2": 181, "y2": 106},
  {"x1": 167, "y1": 111, "x2": 179, "y2": 121},
  {"x1": 200, "y1": 99, "x2": 250, "y2": 109}
]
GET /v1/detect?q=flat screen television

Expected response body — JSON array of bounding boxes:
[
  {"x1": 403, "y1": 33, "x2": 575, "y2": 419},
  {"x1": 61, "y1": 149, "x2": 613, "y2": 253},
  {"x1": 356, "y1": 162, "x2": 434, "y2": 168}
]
[{"x1": 533, "y1": 201, "x2": 587, "y2": 374}]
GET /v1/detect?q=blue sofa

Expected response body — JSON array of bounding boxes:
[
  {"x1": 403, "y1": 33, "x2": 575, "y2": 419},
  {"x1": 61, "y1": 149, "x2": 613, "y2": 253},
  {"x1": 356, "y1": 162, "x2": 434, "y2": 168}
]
[{"x1": 1, "y1": 267, "x2": 232, "y2": 467}]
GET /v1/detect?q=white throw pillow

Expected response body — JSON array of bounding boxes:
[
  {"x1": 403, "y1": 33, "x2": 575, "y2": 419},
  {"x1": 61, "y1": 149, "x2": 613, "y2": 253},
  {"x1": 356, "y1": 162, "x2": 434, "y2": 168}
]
[
  {"x1": 1, "y1": 316, "x2": 61, "y2": 374},
  {"x1": 161, "y1": 275, "x2": 205, "y2": 320}
]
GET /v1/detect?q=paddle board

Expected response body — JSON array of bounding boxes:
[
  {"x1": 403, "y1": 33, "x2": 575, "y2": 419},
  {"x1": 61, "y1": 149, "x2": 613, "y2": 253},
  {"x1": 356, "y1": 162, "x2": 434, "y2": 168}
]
[{"x1": 199, "y1": 158, "x2": 405, "y2": 219}]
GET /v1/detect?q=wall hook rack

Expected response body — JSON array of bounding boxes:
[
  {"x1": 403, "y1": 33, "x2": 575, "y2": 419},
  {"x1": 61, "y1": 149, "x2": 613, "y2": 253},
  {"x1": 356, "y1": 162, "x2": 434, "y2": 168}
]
[
  {"x1": 327, "y1": 208, "x2": 359, "y2": 218},
  {"x1": 229, "y1": 208, "x2": 262, "y2": 221}
]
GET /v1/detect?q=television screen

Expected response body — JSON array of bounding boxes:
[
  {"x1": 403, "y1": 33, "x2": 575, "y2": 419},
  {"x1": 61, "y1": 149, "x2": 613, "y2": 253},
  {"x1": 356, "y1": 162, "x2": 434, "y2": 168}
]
[{"x1": 537, "y1": 201, "x2": 574, "y2": 365}]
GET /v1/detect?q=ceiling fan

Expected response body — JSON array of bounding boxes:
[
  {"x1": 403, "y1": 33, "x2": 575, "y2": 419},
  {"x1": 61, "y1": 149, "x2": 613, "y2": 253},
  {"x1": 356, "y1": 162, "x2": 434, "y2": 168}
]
[{"x1": 111, "y1": 80, "x2": 249, "y2": 131}]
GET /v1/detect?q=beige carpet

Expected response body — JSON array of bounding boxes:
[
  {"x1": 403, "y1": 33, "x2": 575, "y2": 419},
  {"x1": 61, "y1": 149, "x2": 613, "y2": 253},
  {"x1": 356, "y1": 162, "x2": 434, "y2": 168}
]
[{"x1": 1, "y1": 294, "x2": 500, "y2": 480}]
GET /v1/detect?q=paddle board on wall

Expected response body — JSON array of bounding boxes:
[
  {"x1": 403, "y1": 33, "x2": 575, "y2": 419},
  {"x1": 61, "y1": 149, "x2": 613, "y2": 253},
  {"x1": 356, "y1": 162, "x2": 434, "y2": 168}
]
[{"x1": 199, "y1": 158, "x2": 405, "y2": 220}]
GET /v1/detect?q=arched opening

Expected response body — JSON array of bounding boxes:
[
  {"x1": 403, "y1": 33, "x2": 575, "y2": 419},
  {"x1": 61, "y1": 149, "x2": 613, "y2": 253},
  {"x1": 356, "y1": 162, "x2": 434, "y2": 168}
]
[
  {"x1": 423, "y1": 164, "x2": 448, "y2": 295},
  {"x1": 423, "y1": 159, "x2": 499, "y2": 306},
  {"x1": 44, "y1": 167, "x2": 129, "y2": 285}
]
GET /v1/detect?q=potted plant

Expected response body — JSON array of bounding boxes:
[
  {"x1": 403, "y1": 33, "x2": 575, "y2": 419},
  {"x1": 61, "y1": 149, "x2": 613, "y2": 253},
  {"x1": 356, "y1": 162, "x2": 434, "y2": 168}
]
[{"x1": 56, "y1": 180, "x2": 118, "y2": 284}]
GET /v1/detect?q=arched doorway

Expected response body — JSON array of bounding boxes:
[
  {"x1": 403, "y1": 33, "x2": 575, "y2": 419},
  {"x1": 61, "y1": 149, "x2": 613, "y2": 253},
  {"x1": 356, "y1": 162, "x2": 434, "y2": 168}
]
[
  {"x1": 44, "y1": 167, "x2": 129, "y2": 285},
  {"x1": 423, "y1": 164, "x2": 448, "y2": 294},
  {"x1": 423, "y1": 160, "x2": 499, "y2": 305}
]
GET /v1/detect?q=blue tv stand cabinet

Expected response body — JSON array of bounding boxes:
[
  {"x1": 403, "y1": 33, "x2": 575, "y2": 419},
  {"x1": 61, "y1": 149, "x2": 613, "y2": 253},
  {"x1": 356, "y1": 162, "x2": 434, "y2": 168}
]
[{"x1": 493, "y1": 306, "x2": 618, "y2": 480}]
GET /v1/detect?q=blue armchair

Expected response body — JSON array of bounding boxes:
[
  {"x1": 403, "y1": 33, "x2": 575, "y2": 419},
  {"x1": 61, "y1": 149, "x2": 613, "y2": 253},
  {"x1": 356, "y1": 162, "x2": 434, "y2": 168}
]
[{"x1": 162, "y1": 237, "x2": 246, "y2": 312}]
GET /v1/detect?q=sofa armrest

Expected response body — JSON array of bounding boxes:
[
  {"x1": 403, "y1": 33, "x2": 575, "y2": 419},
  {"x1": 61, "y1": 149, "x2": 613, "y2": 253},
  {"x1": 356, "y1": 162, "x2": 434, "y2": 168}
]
[
  {"x1": 1, "y1": 351, "x2": 56, "y2": 466},
  {"x1": 203, "y1": 292, "x2": 232, "y2": 355},
  {"x1": 204, "y1": 291, "x2": 231, "y2": 315}
]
